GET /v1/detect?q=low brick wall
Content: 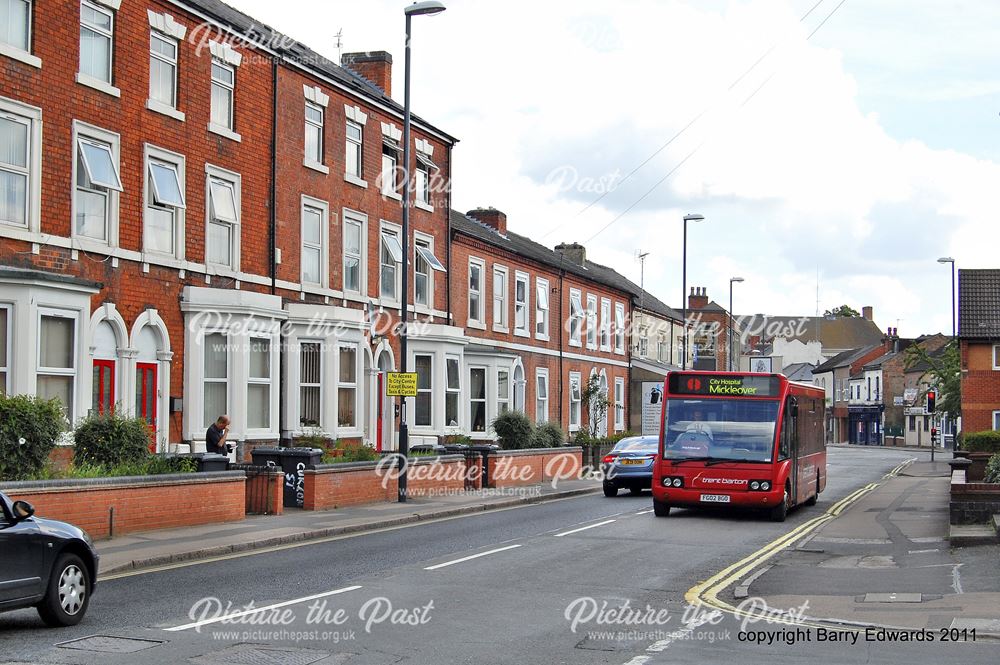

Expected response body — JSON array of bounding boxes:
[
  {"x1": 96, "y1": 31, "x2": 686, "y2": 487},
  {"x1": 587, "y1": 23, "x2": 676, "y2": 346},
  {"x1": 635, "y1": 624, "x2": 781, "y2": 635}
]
[
  {"x1": 950, "y1": 469, "x2": 1000, "y2": 524},
  {"x1": 303, "y1": 456, "x2": 470, "y2": 510},
  {"x1": 246, "y1": 469, "x2": 285, "y2": 515},
  {"x1": 952, "y1": 451, "x2": 994, "y2": 482},
  {"x1": 0, "y1": 472, "x2": 247, "y2": 539},
  {"x1": 488, "y1": 448, "x2": 583, "y2": 488}
]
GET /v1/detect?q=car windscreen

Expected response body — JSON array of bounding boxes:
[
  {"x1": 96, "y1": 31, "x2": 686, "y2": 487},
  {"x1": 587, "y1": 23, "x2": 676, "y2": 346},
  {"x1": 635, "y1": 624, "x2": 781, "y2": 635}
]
[
  {"x1": 663, "y1": 398, "x2": 779, "y2": 462},
  {"x1": 612, "y1": 438, "x2": 658, "y2": 453}
]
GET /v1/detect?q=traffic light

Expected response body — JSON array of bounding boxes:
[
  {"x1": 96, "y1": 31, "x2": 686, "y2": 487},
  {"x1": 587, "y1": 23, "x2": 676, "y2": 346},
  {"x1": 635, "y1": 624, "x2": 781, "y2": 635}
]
[{"x1": 926, "y1": 390, "x2": 936, "y2": 413}]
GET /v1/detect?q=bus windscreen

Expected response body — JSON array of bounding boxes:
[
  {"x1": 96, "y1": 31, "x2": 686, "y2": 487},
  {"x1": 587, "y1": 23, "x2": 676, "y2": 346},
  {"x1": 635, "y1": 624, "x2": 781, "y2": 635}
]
[{"x1": 663, "y1": 398, "x2": 779, "y2": 463}]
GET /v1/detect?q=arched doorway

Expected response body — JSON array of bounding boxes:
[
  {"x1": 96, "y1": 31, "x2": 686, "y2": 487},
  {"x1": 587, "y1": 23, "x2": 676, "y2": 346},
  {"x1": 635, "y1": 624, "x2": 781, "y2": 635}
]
[
  {"x1": 375, "y1": 345, "x2": 395, "y2": 451},
  {"x1": 130, "y1": 310, "x2": 171, "y2": 453},
  {"x1": 512, "y1": 359, "x2": 525, "y2": 412},
  {"x1": 598, "y1": 370, "x2": 609, "y2": 438}
]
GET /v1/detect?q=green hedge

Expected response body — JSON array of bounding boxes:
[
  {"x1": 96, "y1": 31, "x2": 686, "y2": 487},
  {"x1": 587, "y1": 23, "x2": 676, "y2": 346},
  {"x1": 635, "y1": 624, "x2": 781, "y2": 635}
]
[
  {"x1": 74, "y1": 412, "x2": 152, "y2": 468},
  {"x1": 960, "y1": 430, "x2": 1000, "y2": 453},
  {"x1": 0, "y1": 394, "x2": 66, "y2": 481},
  {"x1": 985, "y1": 454, "x2": 1000, "y2": 484},
  {"x1": 530, "y1": 421, "x2": 566, "y2": 448},
  {"x1": 492, "y1": 411, "x2": 534, "y2": 450}
]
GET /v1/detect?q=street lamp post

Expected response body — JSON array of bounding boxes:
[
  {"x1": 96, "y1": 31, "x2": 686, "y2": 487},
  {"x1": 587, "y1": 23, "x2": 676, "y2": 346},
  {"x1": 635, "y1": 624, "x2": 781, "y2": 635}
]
[
  {"x1": 936, "y1": 256, "x2": 956, "y2": 454},
  {"x1": 681, "y1": 214, "x2": 704, "y2": 371},
  {"x1": 398, "y1": 0, "x2": 446, "y2": 503},
  {"x1": 729, "y1": 277, "x2": 744, "y2": 372}
]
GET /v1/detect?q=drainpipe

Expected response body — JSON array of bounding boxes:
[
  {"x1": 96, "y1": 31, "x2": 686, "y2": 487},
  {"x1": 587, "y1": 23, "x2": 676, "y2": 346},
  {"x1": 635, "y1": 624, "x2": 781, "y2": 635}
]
[
  {"x1": 445, "y1": 144, "x2": 453, "y2": 323},
  {"x1": 269, "y1": 58, "x2": 287, "y2": 447},
  {"x1": 557, "y1": 261, "x2": 566, "y2": 429}
]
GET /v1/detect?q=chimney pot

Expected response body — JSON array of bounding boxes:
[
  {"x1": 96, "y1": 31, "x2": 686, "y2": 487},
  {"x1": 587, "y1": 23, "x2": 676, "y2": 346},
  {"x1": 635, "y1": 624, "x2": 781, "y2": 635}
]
[
  {"x1": 466, "y1": 207, "x2": 507, "y2": 235},
  {"x1": 554, "y1": 242, "x2": 587, "y2": 266},
  {"x1": 862, "y1": 305, "x2": 873, "y2": 321},
  {"x1": 689, "y1": 287, "x2": 709, "y2": 310},
  {"x1": 341, "y1": 51, "x2": 393, "y2": 97}
]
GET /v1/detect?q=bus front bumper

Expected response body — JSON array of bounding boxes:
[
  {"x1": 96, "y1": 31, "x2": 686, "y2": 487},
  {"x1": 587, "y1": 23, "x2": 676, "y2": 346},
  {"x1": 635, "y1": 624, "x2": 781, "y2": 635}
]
[{"x1": 651, "y1": 485, "x2": 783, "y2": 508}]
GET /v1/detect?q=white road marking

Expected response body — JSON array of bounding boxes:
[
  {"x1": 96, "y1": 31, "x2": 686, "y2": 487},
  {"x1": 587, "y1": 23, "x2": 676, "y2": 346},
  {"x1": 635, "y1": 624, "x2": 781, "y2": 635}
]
[
  {"x1": 164, "y1": 585, "x2": 362, "y2": 632},
  {"x1": 622, "y1": 656, "x2": 652, "y2": 665},
  {"x1": 554, "y1": 519, "x2": 616, "y2": 537},
  {"x1": 635, "y1": 509, "x2": 654, "y2": 515},
  {"x1": 424, "y1": 544, "x2": 523, "y2": 570}
]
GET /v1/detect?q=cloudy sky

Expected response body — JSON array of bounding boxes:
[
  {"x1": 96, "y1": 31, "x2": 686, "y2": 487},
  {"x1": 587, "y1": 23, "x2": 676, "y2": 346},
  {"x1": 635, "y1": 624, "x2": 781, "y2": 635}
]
[{"x1": 230, "y1": 0, "x2": 999, "y2": 337}]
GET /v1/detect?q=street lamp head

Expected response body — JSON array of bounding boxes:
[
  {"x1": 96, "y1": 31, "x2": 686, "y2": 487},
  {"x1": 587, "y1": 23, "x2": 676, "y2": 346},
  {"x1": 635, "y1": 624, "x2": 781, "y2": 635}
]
[
  {"x1": 730, "y1": 277, "x2": 745, "y2": 284},
  {"x1": 683, "y1": 213, "x2": 705, "y2": 223},
  {"x1": 937, "y1": 256, "x2": 955, "y2": 264},
  {"x1": 405, "y1": 1, "x2": 446, "y2": 16}
]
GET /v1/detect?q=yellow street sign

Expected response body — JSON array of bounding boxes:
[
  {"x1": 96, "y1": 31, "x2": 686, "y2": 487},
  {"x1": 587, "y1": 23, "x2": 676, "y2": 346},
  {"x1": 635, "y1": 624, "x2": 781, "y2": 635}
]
[{"x1": 386, "y1": 372, "x2": 418, "y2": 397}]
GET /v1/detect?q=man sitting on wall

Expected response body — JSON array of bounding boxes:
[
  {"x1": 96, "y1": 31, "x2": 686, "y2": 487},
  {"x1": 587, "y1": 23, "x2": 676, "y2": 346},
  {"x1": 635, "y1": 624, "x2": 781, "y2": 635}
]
[{"x1": 206, "y1": 415, "x2": 231, "y2": 455}]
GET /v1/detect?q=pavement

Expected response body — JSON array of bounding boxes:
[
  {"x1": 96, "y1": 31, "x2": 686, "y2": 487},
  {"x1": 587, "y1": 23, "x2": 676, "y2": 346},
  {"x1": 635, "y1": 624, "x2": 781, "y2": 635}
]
[
  {"x1": 743, "y1": 460, "x2": 1000, "y2": 636},
  {"x1": 97, "y1": 478, "x2": 602, "y2": 576}
]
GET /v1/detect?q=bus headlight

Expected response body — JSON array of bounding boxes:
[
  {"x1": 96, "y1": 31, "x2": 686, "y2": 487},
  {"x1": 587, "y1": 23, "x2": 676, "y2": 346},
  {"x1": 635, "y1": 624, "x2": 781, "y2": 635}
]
[
  {"x1": 750, "y1": 481, "x2": 760, "y2": 491},
  {"x1": 761, "y1": 481, "x2": 771, "y2": 491},
  {"x1": 672, "y1": 478, "x2": 683, "y2": 488},
  {"x1": 662, "y1": 477, "x2": 672, "y2": 487}
]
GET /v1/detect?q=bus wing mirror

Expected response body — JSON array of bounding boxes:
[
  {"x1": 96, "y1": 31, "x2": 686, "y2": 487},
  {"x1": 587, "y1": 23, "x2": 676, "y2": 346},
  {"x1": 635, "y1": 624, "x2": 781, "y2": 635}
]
[{"x1": 788, "y1": 398, "x2": 799, "y2": 418}]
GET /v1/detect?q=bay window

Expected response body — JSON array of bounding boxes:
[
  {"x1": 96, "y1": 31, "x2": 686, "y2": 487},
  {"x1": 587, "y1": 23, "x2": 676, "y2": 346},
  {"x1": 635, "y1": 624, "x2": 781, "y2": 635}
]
[
  {"x1": 37, "y1": 312, "x2": 77, "y2": 417},
  {"x1": 247, "y1": 337, "x2": 270, "y2": 429},
  {"x1": 299, "y1": 341, "x2": 321, "y2": 427},
  {"x1": 414, "y1": 354, "x2": 432, "y2": 427},
  {"x1": 470, "y1": 367, "x2": 486, "y2": 433},
  {"x1": 0, "y1": 306, "x2": 8, "y2": 395},
  {"x1": 498, "y1": 369, "x2": 510, "y2": 414},
  {"x1": 445, "y1": 356, "x2": 460, "y2": 427},
  {"x1": 338, "y1": 345, "x2": 357, "y2": 428},
  {"x1": 202, "y1": 332, "x2": 227, "y2": 428}
]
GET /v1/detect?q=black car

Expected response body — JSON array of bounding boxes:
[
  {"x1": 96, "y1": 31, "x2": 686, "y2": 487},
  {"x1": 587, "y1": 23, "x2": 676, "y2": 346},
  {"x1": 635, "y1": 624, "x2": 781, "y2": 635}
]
[{"x1": 0, "y1": 491, "x2": 98, "y2": 626}]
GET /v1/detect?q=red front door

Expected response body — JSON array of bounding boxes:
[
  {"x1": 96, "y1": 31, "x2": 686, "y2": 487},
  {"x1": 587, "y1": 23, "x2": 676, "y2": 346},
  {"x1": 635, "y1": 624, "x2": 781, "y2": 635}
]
[
  {"x1": 136, "y1": 363, "x2": 157, "y2": 452},
  {"x1": 92, "y1": 360, "x2": 115, "y2": 415}
]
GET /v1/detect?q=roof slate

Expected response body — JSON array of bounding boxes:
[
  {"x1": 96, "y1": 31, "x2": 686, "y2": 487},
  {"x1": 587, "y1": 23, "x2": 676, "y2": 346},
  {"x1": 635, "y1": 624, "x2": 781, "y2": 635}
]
[{"x1": 959, "y1": 269, "x2": 1000, "y2": 339}]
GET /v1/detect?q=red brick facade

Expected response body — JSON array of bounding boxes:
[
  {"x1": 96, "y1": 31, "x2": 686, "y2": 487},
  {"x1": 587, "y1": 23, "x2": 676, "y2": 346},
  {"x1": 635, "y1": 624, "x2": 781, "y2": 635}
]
[{"x1": 960, "y1": 341, "x2": 1000, "y2": 432}]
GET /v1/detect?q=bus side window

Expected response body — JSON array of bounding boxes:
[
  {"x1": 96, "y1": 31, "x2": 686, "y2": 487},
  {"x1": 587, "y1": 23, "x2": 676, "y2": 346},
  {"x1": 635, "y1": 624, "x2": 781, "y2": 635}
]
[{"x1": 778, "y1": 407, "x2": 792, "y2": 460}]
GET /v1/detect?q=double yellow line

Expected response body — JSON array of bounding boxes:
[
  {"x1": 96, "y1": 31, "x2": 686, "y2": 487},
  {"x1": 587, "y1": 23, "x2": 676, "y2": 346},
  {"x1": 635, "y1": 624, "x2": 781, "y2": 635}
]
[{"x1": 685, "y1": 459, "x2": 915, "y2": 629}]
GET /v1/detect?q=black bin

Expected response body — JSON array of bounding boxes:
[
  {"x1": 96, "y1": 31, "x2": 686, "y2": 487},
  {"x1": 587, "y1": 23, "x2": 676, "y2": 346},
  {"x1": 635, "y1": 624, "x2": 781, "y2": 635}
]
[
  {"x1": 251, "y1": 446, "x2": 284, "y2": 469},
  {"x1": 277, "y1": 447, "x2": 324, "y2": 508},
  {"x1": 198, "y1": 453, "x2": 230, "y2": 472}
]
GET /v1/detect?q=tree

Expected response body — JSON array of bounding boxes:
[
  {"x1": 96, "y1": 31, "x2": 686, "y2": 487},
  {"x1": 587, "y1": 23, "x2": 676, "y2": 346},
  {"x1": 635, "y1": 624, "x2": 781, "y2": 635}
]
[
  {"x1": 903, "y1": 340, "x2": 960, "y2": 422},
  {"x1": 823, "y1": 305, "x2": 861, "y2": 318},
  {"x1": 582, "y1": 375, "x2": 609, "y2": 438}
]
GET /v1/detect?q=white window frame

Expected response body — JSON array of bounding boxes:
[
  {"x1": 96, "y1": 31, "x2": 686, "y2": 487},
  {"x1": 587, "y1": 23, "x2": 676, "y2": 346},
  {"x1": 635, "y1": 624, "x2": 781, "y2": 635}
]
[
  {"x1": 246, "y1": 335, "x2": 272, "y2": 431},
  {"x1": 71, "y1": 121, "x2": 122, "y2": 247},
  {"x1": 497, "y1": 368, "x2": 510, "y2": 415},
  {"x1": 379, "y1": 221, "x2": 402, "y2": 304},
  {"x1": 413, "y1": 232, "x2": 438, "y2": 310},
  {"x1": 614, "y1": 302, "x2": 625, "y2": 354},
  {"x1": 993, "y1": 410, "x2": 1000, "y2": 431},
  {"x1": 36, "y1": 308, "x2": 79, "y2": 419},
  {"x1": 345, "y1": 119, "x2": 363, "y2": 181},
  {"x1": 143, "y1": 143, "x2": 186, "y2": 260},
  {"x1": 492, "y1": 265, "x2": 508, "y2": 332},
  {"x1": 535, "y1": 278, "x2": 549, "y2": 341},
  {"x1": 0, "y1": 98, "x2": 41, "y2": 232},
  {"x1": 468, "y1": 257, "x2": 485, "y2": 328},
  {"x1": 337, "y1": 344, "x2": 359, "y2": 430},
  {"x1": 993, "y1": 344, "x2": 1000, "y2": 370},
  {"x1": 600, "y1": 297, "x2": 611, "y2": 351},
  {"x1": 445, "y1": 354, "x2": 461, "y2": 428},
  {"x1": 298, "y1": 340, "x2": 322, "y2": 428},
  {"x1": 414, "y1": 142, "x2": 436, "y2": 212},
  {"x1": 586, "y1": 294, "x2": 598, "y2": 350},
  {"x1": 304, "y1": 100, "x2": 325, "y2": 170},
  {"x1": 514, "y1": 271, "x2": 530, "y2": 337},
  {"x1": 614, "y1": 376, "x2": 625, "y2": 431},
  {"x1": 300, "y1": 196, "x2": 328, "y2": 288},
  {"x1": 381, "y1": 147, "x2": 399, "y2": 198},
  {"x1": 469, "y1": 365, "x2": 488, "y2": 433},
  {"x1": 638, "y1": 336, "x2": 648, "y2": 357},
  {"x1": 535, "y1": 368, "x2": 549, "y2": 424},
  {"x1": 568, "y1": 371, "x2": 581, "y2": 432},
  {"x1": 210, "y1": 59, "x2": 235, "y2": 131},
  {"x1": 569, "y1": 289, "x2": 583, "y2": 347},
  {"x1": 0, "y1": 303, "x2": 9, "y2": 395},
  {"x1": 78, "y1": 0, "x2": 117, "y2": 95},
  {"x1": 147, "y1": 30, "x2": 181, "y2": 118},
  {"x1": 202, "y1": 330, "x2": 228, "y2": 430},
  {"x1": 342, "y1": 209, "x2": 367, "y2": 297},
  {"x1": 0, "y1": 0, "x2": 40, "y2": 68},
  {"x1": 414, "y1": 353, "x2": 433, "y2": 428},
  {"x1": 205, "y1": 164, "x2": 241, "y2": 272}
]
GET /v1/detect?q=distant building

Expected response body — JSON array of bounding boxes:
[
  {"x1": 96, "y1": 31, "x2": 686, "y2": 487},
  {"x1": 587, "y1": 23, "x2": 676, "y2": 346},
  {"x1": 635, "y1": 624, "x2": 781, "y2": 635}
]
[
  {"x1": 813, "y1": 343, "x2": 891, "y2": 444},
  {"x1": 958, "y1": 269, "x2": 1000, "y2": 433}
]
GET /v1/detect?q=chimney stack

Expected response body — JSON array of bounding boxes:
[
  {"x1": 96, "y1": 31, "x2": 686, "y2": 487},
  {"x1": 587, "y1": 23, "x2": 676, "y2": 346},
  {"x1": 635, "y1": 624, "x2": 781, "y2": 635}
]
[
  {"x1": 554, "y1": 242, "x2": 587, "y2": 266},
  {"x1": 689, "y1": 287, "x2": 709, "y2": 310},
  {"x1": 862, "y1": 305, "x2": 873, "y2": 321},
  {"x1": 341, "y1": 51, "x2": 393, "y2": 97},
  {"x1": 466, "y1": 207, "x2": 507, "y2": 235}
]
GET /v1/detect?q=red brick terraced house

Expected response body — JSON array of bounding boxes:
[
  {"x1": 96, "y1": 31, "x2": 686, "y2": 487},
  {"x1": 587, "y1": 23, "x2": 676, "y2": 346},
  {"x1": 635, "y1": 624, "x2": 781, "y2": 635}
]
[
  {"x1": 958, "y1": 269, "x2": 1000, "y2": 433},
  {"x1": 0, "y1": 0, "x2": 458, "y2": 454},
  {"x1": 449, "y1": 209, "x2": 634, "y2": 441}
]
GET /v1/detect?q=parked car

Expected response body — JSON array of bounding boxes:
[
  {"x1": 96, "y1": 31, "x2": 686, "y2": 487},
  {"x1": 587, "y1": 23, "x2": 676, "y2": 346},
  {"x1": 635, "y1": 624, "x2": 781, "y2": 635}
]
[
  {"x1": 0, "y1": 491, "x2": 98, "y2": 626},
  {"x1": 601, "y1": 436, "x2": 659, "y2": 497}
]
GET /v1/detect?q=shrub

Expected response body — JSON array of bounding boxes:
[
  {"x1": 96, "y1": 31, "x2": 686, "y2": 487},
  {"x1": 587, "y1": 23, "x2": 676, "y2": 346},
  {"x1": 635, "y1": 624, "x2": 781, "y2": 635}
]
[
  {"x1": 530, "y1": 421, "x2": 566, "y2": 448},
  {"x1": 961, "y1": 431, "x2": 1000, "y2": 453},
  {"x1": 23, "y1": 455, "x2": 197, "y2": 480},
  {"x1": 491, "y1": 410, "x2": 534, "y2": 450},
  {"x1": 441, "y1": 434, "x2": 473, "y2": 447},
  {"x1": 296, "y1": 427, "x2": 331, "y2": 449},
  {"x1": 0, "y1": 394, "x2": 66, "y2": 481},
  {"x1": 985, "y1": 454, "x2": 1000, "y2": 484},
  {"x1": 73, "y1": 412, "x2": 151, "y2": 468},
  {"x1": 322, "y1": 441, "x2": 380, "y2": 464}
]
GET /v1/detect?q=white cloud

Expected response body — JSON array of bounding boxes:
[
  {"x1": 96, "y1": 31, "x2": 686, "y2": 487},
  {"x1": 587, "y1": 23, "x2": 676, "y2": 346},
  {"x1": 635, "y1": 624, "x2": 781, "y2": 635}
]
[{"x1": 229, "y1": 0, "x2": 997, "y2": 339}]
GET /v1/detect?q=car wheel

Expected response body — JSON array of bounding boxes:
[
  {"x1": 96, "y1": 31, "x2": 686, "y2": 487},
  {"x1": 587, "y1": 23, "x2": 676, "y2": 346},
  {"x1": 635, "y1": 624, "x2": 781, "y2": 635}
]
[
  {"x1": 629, "y1": 487, "x2": 644, "y2": 496},
  {"x1": 603, "y1": 483, "x2": 618, "y2": 497},
  {"x1": 653, "y1": 499, "x2": 671, "y2": 517},
  {"x1": 769, "y1": 488, "x2": 789, "y2": 522},
  {"x1": 37, "y1": 553, "x2": 90, "y2": 627}
]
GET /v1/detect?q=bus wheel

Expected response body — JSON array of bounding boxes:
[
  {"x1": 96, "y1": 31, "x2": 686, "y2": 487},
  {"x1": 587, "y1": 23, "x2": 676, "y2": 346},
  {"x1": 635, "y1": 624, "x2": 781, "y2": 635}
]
[
  {"x1": 804, "y1": 473, "x2": 820, "y2": 506},
  {"x1": 769, "y1": 488, "x2": 789, "y2": 522},
  {"x1": 653, "y1": 499, "x2": 671, "y2": 517}
]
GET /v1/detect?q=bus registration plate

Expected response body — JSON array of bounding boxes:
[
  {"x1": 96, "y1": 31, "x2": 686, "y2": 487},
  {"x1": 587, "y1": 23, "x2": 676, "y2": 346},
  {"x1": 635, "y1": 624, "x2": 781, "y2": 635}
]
[{"x1": 700, "y1": 494, "x2": 731, "y2": 503}]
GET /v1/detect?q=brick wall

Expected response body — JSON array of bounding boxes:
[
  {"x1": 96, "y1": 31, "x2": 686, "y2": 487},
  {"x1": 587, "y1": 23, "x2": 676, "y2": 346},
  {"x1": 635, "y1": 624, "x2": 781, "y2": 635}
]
[
  {"x1": 488, "y1": 448, "x2": 583, "y2": 488},
  {"x1": 961, "y1": 341, "x2": 1000, "y2": 432},
  {"x1": 950, "y1": 469, "x2": 1000, "y2": 524},
  {"x1": 1, "y1": 472, "x2": 246, "y2": 539},
  {"x1": 303, "y1": 456, "x2": 470, "y2": 510}
]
